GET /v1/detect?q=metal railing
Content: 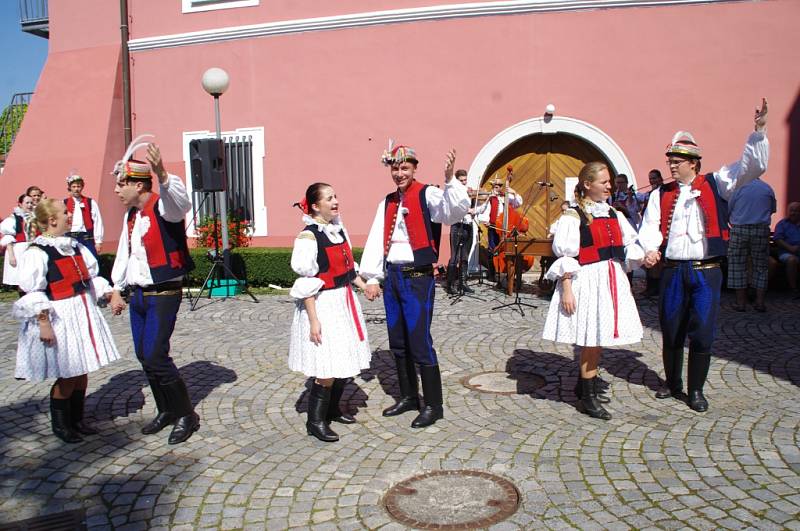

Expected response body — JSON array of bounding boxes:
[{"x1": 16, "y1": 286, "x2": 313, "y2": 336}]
[
  {"x1": 19, "y1": 0, "x2": 49, "y2": 37},
  {"x1": 0, "y1": 92, "x2": 33, "y2": 168},
  {"x1": 193, "y1": 135, "x2": 255, "y2": 224}
]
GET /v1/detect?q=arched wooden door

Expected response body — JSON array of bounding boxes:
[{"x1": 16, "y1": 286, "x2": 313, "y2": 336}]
[{"x1": 479, "y1": 133, "x2": 614, "y2": 240}]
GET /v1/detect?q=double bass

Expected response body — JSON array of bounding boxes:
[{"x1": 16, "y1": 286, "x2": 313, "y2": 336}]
[{"x1": 490, "y1": 166, "x2": 535, "y2": 275}]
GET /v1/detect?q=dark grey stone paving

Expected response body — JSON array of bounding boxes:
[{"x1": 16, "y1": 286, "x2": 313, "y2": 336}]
[{"x1": 0, "y1": 285, "x2": 799, "y2": 530}]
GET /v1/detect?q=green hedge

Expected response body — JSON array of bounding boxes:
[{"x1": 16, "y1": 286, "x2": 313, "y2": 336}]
[{"x1": 91, "y1": 247, "x2": 364, "y2": 288}]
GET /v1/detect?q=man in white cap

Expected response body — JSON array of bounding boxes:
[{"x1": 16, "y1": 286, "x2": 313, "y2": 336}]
[
  {"x1": 639, "y1": 99, "x2": 769, "y2": 413},
  {"x1": 64, "y1": 173, "x2": 104, "y2": 258},
  {"x1": 360, "y1": 143, "x2": 469, "y2": 428},
  {"x1": 109, "y1": 138, "x2": 199, "y2": 444}
]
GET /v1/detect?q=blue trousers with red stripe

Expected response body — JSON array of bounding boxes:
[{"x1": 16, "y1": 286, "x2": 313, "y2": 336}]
[
  {"x1": 383, "y1": 265, "x2": 438, "y2": 367},
  {"x1": 659, "y1": 263, "x2": 722, "y2": 354},
  {"x1": 129, "y1": 287, "x2": 182, "y2": 384}
]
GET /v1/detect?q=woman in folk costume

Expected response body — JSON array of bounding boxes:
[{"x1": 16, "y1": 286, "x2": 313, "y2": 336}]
[
  {"x1": 12, "y1": 199, "x2": 120, "y2": 443},
  {"x1": 542, "y1": 162, "x2": 644, "y2": 420},
  {"x1": 1, "y1": 193, "x2": 39, "y2": 289},
  {"x1": 288, "y1": 183, "x2": 372, "y2": 442}
]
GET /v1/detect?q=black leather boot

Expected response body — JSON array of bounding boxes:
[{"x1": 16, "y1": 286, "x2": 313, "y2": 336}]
[
  {"x1": 327, "y1": 378, "x2": 356, "y2": 424},
  {"x1": 687, "y1": 352, "x2": 711, "y2": 412},
  {"x1": 655, "y1": 348, "x2": 686, "y2": 400},
  {"x1": 445, "y1": 265, "x2": 456, "y2": 295},
  {"x1": 578, "y1": 378, "x2": 611, "y2": 420},
  {"x1": 162, "y1": 379, "x2": 200, "y2": 444},
  {"x1": 574, "y1": 377, "x2": 609, "y2": 403},
  {"x1": 306, "y1": 382, "x2": 339, "y2": 442},
  {"x1": 459, "y1": 262, "x2": 474, "y2": 293},
  {"x1": 411, "y1": 365, "x2": 444, "y2": 428},
  {"x1": 50, "y1": 397, "x2": 82, "y2": 444},
  {"x1": 383, "y1": 356, "x2": 420, "y2": 416},
  {"x1": 70, "y1": 389, "x2": 98, "y2": 435},
  {"x1": 141, "y1": 378, "x2": 176, "y2": 435}
]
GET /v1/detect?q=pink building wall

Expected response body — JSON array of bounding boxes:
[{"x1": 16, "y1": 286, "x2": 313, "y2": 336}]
[{"x1": 4, "y1": 0, "x2": 799, "y2": 256}]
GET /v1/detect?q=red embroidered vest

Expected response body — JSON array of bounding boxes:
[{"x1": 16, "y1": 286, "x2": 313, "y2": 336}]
[
  {"x1": 307, "y1": 225, "x2": 357, "y2": 290},
  {"x1": 576, "y1": 209, "x2": 626, "y2": 266},
  {"x1": 659, "y1": 174, "x2": 729, "y2": 257},
  {"x1": 489, "y1": 196, "x2": 499, "y2": 225},
  {"x1": 127, "y1": 193, "x2": 194, "y2": 284},
  {"x1": 30, "y1": 242, "x2": 90, "y2": 300},
  {"x1": 383, "y1": 180, "x2": 441, "y2": 267},
  {"x1": 65, "y1": 196, "x2": 94, "y2": 236}
]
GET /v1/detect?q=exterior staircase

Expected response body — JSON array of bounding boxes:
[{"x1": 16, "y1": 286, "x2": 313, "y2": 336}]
[
  {"x1": 0, "y1": 93, "x2": 33, "y2": 171},
  {"x1": 19, "y1": 0, "x2": 49, "y2": 38}
]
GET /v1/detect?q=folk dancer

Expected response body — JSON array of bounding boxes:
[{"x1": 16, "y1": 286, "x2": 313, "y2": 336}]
[
  {"x1": 640, "y1": 99, "x2": 769, "y2": 412},
  {"x1": 13, "y1": 199, "x2": 120, "y2": 443},
  {"x1": 64, "y1": 172, "x2": 104, "y2": 258},
  {"x1": 109, "y1": 135, "x2": 199, "y2": 444},
  {"x1": 360, "y1": 143, "x2": 469, "y2": 428},
  {"x1": 542, "y1": 162, "x2": 644, "y2": 420},
  {"x1": 288, "y1": 183, "x2": 372, "y2": 442}
]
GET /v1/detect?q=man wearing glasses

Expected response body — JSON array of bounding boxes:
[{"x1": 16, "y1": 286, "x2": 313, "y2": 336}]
[
  {"x1": 639, "y1": 99, "x2": 769, "y2": 413},
  {"x1": 476, "y1": 176, "x2": 522, "y2": 282}
]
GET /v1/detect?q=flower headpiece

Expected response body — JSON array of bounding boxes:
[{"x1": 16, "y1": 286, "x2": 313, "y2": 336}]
[
  {"x1": 665, "y1": 131, "x2": 702, "y2": 159},
  {"x1": 66, "y1": 169, "x2": 84, "y2": 185}
]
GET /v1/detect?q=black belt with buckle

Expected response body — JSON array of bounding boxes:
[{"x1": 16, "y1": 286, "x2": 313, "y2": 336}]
[
  {"x1": 137, "y1": 281, "x2": 184, "y2": 296},
  {"x1": 663, "y1": 257, "x2": 722, "y2": 269},
  {"x1": 65, "y1": 231, "x2": 92, "y2": 240},
  {"x1": 390, "y1": 264, "x2": 434, "y2": 278}
]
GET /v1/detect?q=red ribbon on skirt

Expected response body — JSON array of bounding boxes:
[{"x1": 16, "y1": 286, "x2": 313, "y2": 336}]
[
  {"x1": 607, "y1": 261, "x2": 620, "y2": 338},
  {"x1": 345, "y1": 285, "x2": 365, "y2": 342}
]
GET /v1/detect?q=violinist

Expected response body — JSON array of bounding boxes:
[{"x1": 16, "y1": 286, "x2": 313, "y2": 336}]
[
  {"x1": 609, "y1": 174, "x2": 646, "y2": 229},
  {"x1": 446, "y1": 170, "x2": 477, "y2": 294},
  {"x1": 476, "y1": 176, "x2": 522, "y2": 282}
]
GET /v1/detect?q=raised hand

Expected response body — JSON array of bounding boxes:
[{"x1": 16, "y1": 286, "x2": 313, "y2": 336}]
[
  {"x1": 754, "y1": 98, "x2": 768, "y2": 132},
  {"x1": 146, "y1": 143, "x2": 169, "y2": 183},
  {"x1": 444, "y1": 149, "x2": 457, "y2": 183}
]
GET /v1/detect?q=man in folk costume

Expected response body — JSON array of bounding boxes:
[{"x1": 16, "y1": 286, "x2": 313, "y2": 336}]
[
  {"x1": 109, "y1": 135, "x2": 199, "y2": 444},
  {"x1": 64, "y1": 172, "x2": 104, "y2": 258},
  {"x1": 640, "y1": 99, "x2": 769, "y2": 412},
  {"x1": 476, "y1": 175, "x2": 522, "y2": 282},
  {"x1": 360, "y1": 143, "x2": 469, "y2": 428}
]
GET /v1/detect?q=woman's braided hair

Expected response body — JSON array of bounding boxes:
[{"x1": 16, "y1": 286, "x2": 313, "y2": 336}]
[{"x1": 573, "y1": 161, "x2": 609, "y2": 225}]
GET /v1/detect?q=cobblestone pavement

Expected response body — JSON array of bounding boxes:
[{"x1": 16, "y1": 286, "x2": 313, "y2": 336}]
[{"x1": 0, "y1": 284, "x2": 799, "y2": 530}]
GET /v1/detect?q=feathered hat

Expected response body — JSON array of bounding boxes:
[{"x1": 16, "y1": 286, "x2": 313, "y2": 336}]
[
  {"x1": 380, "y1": 139, "x2": 418, "y2": 166},
  {"x1": 665, "y1": 131, "x2": 702, "y2": 159},
  {"x1": 112, "y1": 134, "x2": 155, "y2": 182}
]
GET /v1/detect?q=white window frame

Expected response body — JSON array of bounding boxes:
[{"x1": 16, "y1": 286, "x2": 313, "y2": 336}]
[
  {"x1": 182, "y1": 126, "x2": 268, "y2": 237},
  {"x1": 182, "y1": 0, "x2": 258, "y2": 14}
]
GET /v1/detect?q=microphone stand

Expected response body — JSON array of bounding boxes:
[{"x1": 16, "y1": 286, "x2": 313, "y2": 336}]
[
  {"x1": 491, "y1": 227, "x2": 537, "y2": 316},
  {"x1": 450, "y1": 220, "x2": 484, "y2": 304}
]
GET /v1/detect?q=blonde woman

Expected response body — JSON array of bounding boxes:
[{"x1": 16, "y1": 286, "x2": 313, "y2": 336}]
[
  {"x1": 12, "y1": 199, "x2": 120, "y2": 443},
  {"x1": 542, "y1": 162, "x2": 644, "y2": 420}
]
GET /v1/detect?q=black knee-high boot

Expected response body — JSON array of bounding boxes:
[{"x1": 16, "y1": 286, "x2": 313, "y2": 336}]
[
  {"x1": 307, "y1": 382, "x2": 339, "y2": 442},
  {"x1": 578, "y1": 377, "x2": 611, "y2": 420},
  {"x1": 411, "y1": 365, "x2": 444, "y2": 428},
  {"x1": 687, "y1": 352, "x2": 711, "y2": 412},
  {"x1": 656, "y1": 348, "x2": 685, "y2": 400},
  {"x1": 574, "y1": 377, "x2": 609, "y2": 403},
  {"x1": 70, "y1": 389, "x2": 98, "y2": 435},
  {"x1": 445, "y1": 265, "x2": 456, "y2": 294},
  {"x1": 162, "y1": 378, "x2": 200, "y2": 444},
  {"x1": 50, "y1": 391, "x2": 82, "y2": 444},
  {"x1": 383, "y1": 356, "x2": 420, "y2": 416},
  {"x1": 141, "y1": 377, "x2": 176, "y2": 435},
  {"x1": 327, "y1": 379, "x2": 356, "y2": 424}
]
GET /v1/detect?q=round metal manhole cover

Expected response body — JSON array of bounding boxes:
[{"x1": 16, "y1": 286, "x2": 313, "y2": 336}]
[
  {"x1": 461, "y1": 371, "x2": 545, "y2": 395},
  {"x1": 383, "y1": 470, "x2": 520, "y2": 529}
]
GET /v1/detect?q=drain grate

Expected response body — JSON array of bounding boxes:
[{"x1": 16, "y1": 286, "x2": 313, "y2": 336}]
[
  {"x1": 383, "y1": 470, "x2": 520, "y2": 529},
  {"x1": 0, "y1": 509, "x2": 86, "y2": 531}
]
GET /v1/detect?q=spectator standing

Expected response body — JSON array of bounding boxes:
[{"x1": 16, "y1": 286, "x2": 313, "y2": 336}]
[{"x1": 727, "y1": 176, "x2": 776, "y2": 311}]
